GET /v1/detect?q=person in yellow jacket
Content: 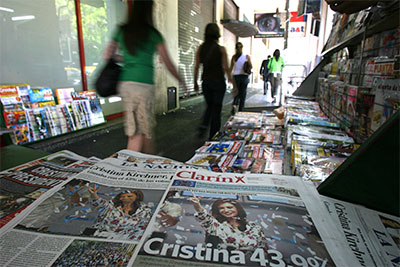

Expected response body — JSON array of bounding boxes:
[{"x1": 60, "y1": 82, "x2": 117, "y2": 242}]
[{"x1": 267, "y1": 49, "x2": 285, "y2": 103}]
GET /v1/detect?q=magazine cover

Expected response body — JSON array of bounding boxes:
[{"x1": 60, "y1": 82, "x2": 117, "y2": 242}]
[
  {"x1": 355, "y1": 89, "x2": 375, "y2": 142},
  {"x1": 186, "y1": 153, "x2": 237, "y2": 173},
  {"x1": 239, "y1": 144, "x2": 265, "y2": 159},
  {"x1": 9, "y1": 123, "x2": 30, "y2": 144},
  {"x1": 371, "y1": 77, "x2": 400, "y2": 131},
  {"x1": 132, "y1": 170, "x2": 357, "y2": 266},
  {"x1": 212, "y1": 129, "x2": 249, "y2": 141},
  {"x1": 196, "y1": 141, "x2": 244, "y2": 155},
  {"x1": 225, "y1": 112, "x2": 263, "y2": 129},
  {"x1": 28, "y1": 88, "x2": 55, "y2": 104},
  {"x1": 55, "y1": 88, "x2": 75, "y2": 105},
  {"x1": 2, "y1": 110, "x2": 26, "y2": 127},
  {"x1": 231, "y1": 158, "x2": 254, "y2": 172},
  {"x1": 346, "y1": 85, "x2": 358, "y2": 118},
  {"x1": 15, "y1": 84, "x2": 32, "y2": 108},
  {"x1": 0, "y1": 85, "x2": 24, "y2": 106},
  {"x1": 84, "y1": 98, "x2": 105, "y2": 126}
]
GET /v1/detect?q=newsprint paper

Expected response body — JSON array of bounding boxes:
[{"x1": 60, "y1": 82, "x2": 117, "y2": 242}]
[
  {"x1": 0, "y1": 150, "x2": 95, "y2": 231},
  {"x1": 131, "y1": 169, "x2": 359, "y2": 267},
  {"x1": 322, "y1": 196, "x2": 400, "y2": 267},
  {"x1": 0, "y1": 150, "x2": 197, "y2": 267}
]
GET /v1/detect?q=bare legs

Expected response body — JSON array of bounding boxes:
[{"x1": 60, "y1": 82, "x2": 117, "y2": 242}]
[{"x1": 127, "y1": 134, "x2": 154, "y2": 154}]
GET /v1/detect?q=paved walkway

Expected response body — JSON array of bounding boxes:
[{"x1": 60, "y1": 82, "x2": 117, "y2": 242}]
[{"x1": 27, "y1": 83, "x2": 277, "y2": 162}]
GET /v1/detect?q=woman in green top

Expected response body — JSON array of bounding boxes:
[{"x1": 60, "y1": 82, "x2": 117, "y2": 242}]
[
  {"x1": 103, "y1": 0, "x2": 186, "y2": 153},
  {"x1": 267, "y1": 49, "x2": 285, "y2": 103}
]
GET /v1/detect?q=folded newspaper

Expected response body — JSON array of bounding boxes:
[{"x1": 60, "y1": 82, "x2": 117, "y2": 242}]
[
  {"x1": 0, "y1": 150, "x2": 197, "y2": 267},
  {"x1": 1, "y1": 150, "x2": 398, "y2": 267},
  {"x1": 0, "y1": 150, "x2": 97, "y2": 231},
  {"x1": 131, "y1": 169, "x2": 360, "y2": 266}
]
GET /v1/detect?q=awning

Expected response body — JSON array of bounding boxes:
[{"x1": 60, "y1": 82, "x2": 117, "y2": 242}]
[{"x1": 221, "y1": 19, "x2": 258, "y2": 37}]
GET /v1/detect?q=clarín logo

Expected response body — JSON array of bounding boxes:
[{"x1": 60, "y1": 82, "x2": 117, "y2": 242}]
[{"x1": 176, "y1": 171, "x2": 245, "y2": 184}]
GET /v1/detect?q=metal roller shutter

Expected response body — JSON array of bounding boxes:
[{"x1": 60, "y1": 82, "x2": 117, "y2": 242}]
[{"x1": 178, "y1": 0, "x2": 214, "y2": 97}]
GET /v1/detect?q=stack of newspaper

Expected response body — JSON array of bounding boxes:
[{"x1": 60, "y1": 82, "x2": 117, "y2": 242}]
[
  {"x1": 186, "y1": 112, "x2": 285, "y2": 174},
  {"x1": 1, "y1": 149, "x2": 398, "y2": 266}
]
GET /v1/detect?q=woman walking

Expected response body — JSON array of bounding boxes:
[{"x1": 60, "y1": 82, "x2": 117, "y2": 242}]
[
  {"x1": 194, "y1": 23, "x2": 231, "y2": 139},
  {"x1": 103, "y1": 0, "x2": 186, "y2": 153},
  {"x1": 230, "y1": 42, "x2": 252, "y2": 114}
]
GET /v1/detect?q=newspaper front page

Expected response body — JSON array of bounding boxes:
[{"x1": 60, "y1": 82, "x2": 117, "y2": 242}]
[
  {"x1": 322, "y1": 196, "x2": 400, "y2": 267},
  {"x1": 0, "y1": 150, "x2": 197, "y2": 267},
  {"x1": 0, "y1": 150, "x2": 92, "y2": 231},
  {"x1": 132, "y1": 169, "x2": 358, "y2": 266}
]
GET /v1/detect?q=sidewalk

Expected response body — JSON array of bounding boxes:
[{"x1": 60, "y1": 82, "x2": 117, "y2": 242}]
[{"x1": 26, "y1": 84, "x2": 275, "y2": 162}]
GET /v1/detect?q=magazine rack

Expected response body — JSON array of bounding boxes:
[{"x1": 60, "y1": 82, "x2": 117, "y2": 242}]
[
  {"x1": 294, "y1": 3, "x2": 399, "y2": 97},
  {"x1": 294, "y1": 4, "x2": 399, "y2": 216},
  {"x1": 317, "y1": 111, "x2": 399, "y2": 216}
]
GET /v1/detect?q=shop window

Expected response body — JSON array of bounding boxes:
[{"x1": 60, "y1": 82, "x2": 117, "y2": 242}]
[
  {"x1": 0, "y1": 0, "x2": 81, "y2": 90},
  {"x1": 80, "y1": 0, "x2": 126, "y2": 91},
  {"x1": 0, "y1": 0, "x2": 126, "y2": 91}
]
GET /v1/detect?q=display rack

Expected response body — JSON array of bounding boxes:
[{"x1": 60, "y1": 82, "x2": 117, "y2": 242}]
[
  {"x1": 293, "y1": 3, "x2": 399, "y2": 217},
  {"x1": 0, "y1": 85, "x2": 106, "y2": 146}
]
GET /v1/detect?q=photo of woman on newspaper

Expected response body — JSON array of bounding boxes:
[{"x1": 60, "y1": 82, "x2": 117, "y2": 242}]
[
  {"x1": 137, "y1": 188, "x2": 335, "y2": 266},
  {"x1": 190, "y1": 194, "x2": 268, "y2": 252},
  {"x1": 88, "y1": 185, "x2": 152, "y2": 241},
  {"x1": 16, "y1": 179, "x2": 161, "y2": 242}
]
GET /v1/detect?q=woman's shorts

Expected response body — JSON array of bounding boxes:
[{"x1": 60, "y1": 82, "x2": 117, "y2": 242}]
[{"x1": 117, "y1": 81, "x2": 156, "y2": 138}]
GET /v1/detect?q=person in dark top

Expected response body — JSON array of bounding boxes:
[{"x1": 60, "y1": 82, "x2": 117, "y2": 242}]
[
  {"x1": 260, "y1": 55, "x2": 271, "y2": 96},
  {"x1": 194, "y1": 23, "x2": 231, "y2": 139}
]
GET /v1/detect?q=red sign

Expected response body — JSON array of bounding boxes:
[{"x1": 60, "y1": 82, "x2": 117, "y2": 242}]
[{"x1": 290, "y1": 11, "x2": 306, "y2": 22}]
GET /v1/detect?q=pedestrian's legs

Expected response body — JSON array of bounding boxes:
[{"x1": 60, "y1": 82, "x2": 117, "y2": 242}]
[
  {"x1": 276, "y1": 73, "x2": 282, "y2": 103},
  {"x1": 234, "y1": 75, "x2": 249, "y2": 111},
  {"x1": 208, "y1": 80, "x2": 226, "y2": 139},
  {"x1": 127, "y1": 134, "x2": 143, "y2": 151},
  {"x1": 270, "y1": 76, "x2": 276, "y2": 100},
  {"x1": 263, "y1": 79, "x2": 268, "y2": 95},
  {"x1": 201, "y1": 82, "x2": 212, "y2": 128},
  {"x1": 238, "y1": 76, "x2": 249, "y2": 111},
  {"x1": 142, "y1": 136, "x2": 154, "y2": 154}
]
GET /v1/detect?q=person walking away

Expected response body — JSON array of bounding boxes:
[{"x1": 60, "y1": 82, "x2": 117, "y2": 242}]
[
  {"x1": 260, "y1": 55, "x2": 271, "y2": 97},
  {"x1": 230, "y1": 42, "x2": 252, "y2": 115},
  {"x1": 267, "y1": 49, "x2": 285, "y2": 104},
  {"x1": 103, "y1": 0, "x2": 187, "y2": 153},
  {"x1": 194, "y1": 23, "x2": 231, "y2": 139}
]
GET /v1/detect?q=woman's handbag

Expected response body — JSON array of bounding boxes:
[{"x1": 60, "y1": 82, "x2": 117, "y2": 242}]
[
  {"x1": 95, "y1": 58, "x2": 121, "y2": 97},
  {"x1": 243, "y1": 61, "x2": 252, "y2": 75}
]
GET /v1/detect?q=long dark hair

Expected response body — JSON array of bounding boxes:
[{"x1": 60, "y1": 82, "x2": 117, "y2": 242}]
[
  {"x1": 211, "y1": 199, "x2": 247, "y2": 231},
  {"x1": 122, "y1": 0, "x2": 158, "y2": 55},
  {"x1": 200, "y1": 23, "x2": 221, "y2": 62},
  {"x1": 273, "y1": 49, "x2": 280, "y2": 61},
  {"x1": 204, "y1": 23, "x2": 220, "y2": 42},
  {"x1": 112, "y1": 189, "x2": 144, "y2": 215},
  {"x1": 233, "y1": 42, "x2": 243, "y2": 62}
]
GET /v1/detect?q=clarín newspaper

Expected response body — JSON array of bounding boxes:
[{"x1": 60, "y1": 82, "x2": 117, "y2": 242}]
[
  {"x1": 1, "y1": 150, "x2": 398, "y2": 266},
  {"x1": 0, "y1": 150, "x2": 197, "y2": 267},
  {"x1": 131, "y1": 169, "x2": 359, "y2": 266}
]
